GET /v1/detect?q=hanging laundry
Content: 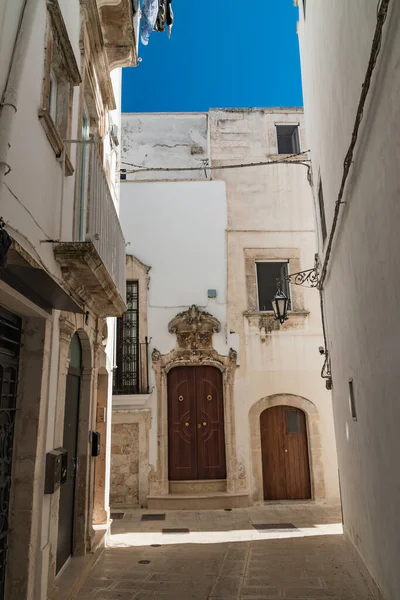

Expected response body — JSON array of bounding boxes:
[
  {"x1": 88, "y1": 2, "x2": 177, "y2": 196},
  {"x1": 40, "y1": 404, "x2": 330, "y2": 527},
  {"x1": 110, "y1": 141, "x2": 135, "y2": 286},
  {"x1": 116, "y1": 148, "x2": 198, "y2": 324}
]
[
  {"x1": 166, "y1": 0, "x2": 174, "y2": 38},
  {"x1": 141, "y1": 0, "x2": 159, "y2": 46},
  {"x1": 155, "y1": 0, "x2": 174, "y2": 38}
]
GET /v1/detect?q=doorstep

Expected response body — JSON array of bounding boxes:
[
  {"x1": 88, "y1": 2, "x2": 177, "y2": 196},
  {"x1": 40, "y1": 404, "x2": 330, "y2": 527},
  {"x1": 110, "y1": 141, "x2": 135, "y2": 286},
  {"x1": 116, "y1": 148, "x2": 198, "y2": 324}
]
[
  {"x1": 48, "y1": 523, "x2": 109, "y2": 600},
  {"x1": 147, "y1": 492, "x2": 249, "y2": 510}
]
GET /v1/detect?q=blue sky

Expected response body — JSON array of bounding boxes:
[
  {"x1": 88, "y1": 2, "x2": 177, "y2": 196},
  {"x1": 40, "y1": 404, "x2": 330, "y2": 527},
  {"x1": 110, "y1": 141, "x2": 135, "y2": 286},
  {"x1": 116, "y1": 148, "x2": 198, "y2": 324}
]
[{"x1": 122, "y1": 1, "x2": 303, "y2": 113}]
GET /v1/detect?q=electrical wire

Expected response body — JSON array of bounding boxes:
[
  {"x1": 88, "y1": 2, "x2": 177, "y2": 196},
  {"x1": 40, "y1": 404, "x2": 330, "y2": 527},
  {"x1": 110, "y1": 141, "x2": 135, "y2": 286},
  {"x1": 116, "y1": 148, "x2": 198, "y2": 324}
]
[
  {"x1": 4, "y1": 182, "x2": 52, "y2": 240},
  {"x1": 121, "y1": 150, "x2": 311, "y2": 175},
  {"x1": 319, "y1": 0, "x2": 391, "y2": 289},
  {"x1": 317, "y1": 0, "x2": 391, "y2": 380}
]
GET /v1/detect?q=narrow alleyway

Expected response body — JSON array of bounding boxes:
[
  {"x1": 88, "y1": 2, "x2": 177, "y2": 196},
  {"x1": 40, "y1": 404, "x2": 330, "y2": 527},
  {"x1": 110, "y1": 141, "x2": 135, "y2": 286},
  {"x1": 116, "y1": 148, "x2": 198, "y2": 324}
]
[{"x1": 76, "y1": 504, "x2": 374, "y2": 599}]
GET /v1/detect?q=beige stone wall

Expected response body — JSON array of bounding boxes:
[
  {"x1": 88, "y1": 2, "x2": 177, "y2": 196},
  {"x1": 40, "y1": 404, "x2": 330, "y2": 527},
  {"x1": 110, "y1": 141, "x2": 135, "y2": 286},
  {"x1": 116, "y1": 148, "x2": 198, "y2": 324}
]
[
  {"x1": 209, "y1": 109, "x2": 340, "y2": 502},
  {"x1": 111, "y1": 423, "x2": 140, "y2": 506}
]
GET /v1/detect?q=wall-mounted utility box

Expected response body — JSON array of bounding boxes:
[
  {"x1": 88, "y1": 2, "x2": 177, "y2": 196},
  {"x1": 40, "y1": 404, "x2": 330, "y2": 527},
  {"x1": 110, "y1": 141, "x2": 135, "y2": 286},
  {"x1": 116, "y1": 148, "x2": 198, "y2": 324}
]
[
  {"x1": 207, "y1": 289, "x2": 217, "y2": 298},
  {"x1": 44, "y1": 448, "x2": 68, "y2": 494},
  {"x1": 91, "y1": 431, "x2": 101, "y2": 457}
]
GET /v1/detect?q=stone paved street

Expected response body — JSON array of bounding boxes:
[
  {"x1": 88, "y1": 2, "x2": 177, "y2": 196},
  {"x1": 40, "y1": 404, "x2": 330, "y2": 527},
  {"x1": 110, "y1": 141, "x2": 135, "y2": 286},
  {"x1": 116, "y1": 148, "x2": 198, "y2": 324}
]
[{"x1": 76, "y1": 504, "x2": 374, "y2": 599}]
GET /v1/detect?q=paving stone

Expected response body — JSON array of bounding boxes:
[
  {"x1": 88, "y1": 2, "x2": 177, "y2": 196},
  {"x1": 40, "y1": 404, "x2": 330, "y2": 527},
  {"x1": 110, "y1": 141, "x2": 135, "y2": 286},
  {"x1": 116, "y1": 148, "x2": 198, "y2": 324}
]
[
  {"x1": 211, "y1": 577, "x2": 242, "y2": 596},
  {"x1": 73, "y1": 504, "x2": 373, "y2": 600}
]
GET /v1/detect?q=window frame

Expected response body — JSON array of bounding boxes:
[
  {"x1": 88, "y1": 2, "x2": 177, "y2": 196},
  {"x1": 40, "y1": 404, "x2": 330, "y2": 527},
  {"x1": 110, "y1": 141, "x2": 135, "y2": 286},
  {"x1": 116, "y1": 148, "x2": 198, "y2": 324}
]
[
  {"x1": 275, "y1": 123, "x2": 301, "y2": 155},
  {"x1": 38, "y1": 1, "x2": 81, "y2": 176},
  {"x1": 255, "y1": 260, "x2": 291, "y2": 313}
]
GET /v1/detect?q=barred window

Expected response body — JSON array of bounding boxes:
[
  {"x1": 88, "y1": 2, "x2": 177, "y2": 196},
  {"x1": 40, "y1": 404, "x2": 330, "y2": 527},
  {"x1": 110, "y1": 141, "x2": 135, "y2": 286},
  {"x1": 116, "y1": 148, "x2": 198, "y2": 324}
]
[{"x1": 114, "y1": 281, "x2": 139, "y2": 394}]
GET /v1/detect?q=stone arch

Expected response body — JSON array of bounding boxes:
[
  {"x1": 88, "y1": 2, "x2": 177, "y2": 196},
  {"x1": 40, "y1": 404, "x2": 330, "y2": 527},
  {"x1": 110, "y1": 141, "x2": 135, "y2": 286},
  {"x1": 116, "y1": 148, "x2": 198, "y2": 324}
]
[{"x1": 249, "y1": 394, "x2": 325, "y2": 504}]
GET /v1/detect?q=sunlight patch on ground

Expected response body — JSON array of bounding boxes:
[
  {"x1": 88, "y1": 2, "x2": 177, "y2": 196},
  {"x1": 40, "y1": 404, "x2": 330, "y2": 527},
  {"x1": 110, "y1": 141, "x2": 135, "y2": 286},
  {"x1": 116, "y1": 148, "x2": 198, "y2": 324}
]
[{"x1": 108, "y1": 522, "x2": 343, "y2": 548}]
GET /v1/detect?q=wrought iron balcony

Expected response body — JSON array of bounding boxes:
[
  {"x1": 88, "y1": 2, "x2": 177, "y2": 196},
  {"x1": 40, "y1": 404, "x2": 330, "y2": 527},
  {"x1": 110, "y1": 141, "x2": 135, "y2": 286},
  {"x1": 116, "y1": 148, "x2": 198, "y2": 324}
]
[
  {"x1": 54, "y1": 144, "x2": 126, "y2": 317},
  {"x1": 113, "y1": 339, "x2": 150, "y2": 395}
]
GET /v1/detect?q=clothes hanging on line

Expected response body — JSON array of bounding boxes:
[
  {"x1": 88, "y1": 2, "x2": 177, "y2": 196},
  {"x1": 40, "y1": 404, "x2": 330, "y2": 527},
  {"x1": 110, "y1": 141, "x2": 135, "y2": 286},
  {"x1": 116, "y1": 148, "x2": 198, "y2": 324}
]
[
  {"x1": 141, "y1": 0, "x2": 159, "y2": 46},
  {"x1": 141, "y1": 0, "x2": 174, "y2": 46}
]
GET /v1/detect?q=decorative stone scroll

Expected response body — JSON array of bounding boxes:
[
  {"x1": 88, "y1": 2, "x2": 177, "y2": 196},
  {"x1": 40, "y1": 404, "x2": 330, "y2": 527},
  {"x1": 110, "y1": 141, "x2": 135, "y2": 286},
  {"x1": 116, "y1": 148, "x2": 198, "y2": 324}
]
[{"x1": 168, "y1": 305, "x2": 221, "y2": 350}]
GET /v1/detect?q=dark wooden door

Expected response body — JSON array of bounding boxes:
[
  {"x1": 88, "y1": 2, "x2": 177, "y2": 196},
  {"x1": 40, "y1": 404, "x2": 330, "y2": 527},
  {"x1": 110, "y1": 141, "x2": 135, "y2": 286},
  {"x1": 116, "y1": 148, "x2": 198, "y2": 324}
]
[
  {"x1": 168, "y1": 367, "x2": 197, "y2": 480},
  {"x1": 56, "y1": 370, "x2": 80, "y2": 573},
  {"x1": 196, "y1": 367, "x2": 226, "y2": 480},
  {"x1": 261, "y1": 406, "x2": 311, "y2": 501},
  {"x1": 168, "y1": 367, "x2": 226, "y2": 481}
]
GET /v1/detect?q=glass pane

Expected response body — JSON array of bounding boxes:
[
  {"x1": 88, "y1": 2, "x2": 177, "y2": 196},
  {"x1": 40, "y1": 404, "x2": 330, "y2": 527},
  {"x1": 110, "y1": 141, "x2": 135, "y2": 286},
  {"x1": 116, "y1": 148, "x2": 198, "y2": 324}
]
[
  {"x1": 256, "y1": 262, "x2": 290, "y2": 312},
  {"x1": 287, "y1": 409, "x2": 302, "y2": 433},
  {"x1": 69, "y1": 333, "x2": 82, "y2": 370},
  {"x1": 276, "y1": 125, "x2": 299, "y2": 154}
]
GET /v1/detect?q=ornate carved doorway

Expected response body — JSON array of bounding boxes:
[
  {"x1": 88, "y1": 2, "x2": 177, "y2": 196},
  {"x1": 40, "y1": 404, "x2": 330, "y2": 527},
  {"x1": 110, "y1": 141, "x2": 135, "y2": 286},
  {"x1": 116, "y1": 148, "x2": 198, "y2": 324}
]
[{"x1": 168, "y1": 366, "x2": 226, "y2": 481}]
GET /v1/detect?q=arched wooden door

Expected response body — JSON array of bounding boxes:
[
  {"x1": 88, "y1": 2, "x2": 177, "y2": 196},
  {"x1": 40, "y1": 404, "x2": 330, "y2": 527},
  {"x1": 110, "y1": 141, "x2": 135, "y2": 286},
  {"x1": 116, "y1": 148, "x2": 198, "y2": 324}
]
[
  {"x1": 260, "y1": 406, "x2": 311, "y2": 500},
  {"x1": 168, "y1": 366, "x2": 226, "y2": 481},
  {"x1": 57, "y1": 333, "x2": 82, "y2": 573}
]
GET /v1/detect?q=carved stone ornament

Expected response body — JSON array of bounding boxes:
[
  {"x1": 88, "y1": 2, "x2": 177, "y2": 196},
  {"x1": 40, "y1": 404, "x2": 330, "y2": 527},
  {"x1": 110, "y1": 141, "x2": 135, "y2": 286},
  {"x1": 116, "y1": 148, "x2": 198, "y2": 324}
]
[
  {"x1": 228, "y1": 348, "x2": 238, "y2": 362},
  {"x1": 168, "y1": 305, "x2": 221, "y2": 350},
  {"x1": 152, "y1": 348, "x2": 161, "y2": 364}
]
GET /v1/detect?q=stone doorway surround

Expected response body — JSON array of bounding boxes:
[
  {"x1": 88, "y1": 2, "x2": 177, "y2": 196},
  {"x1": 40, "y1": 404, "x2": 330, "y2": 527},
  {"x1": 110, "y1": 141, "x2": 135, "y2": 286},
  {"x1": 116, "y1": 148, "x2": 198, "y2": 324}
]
[
  {"x1": 149, "y1": 305, "x2": 242, "y2": 497},
  {"x1": 249, "y1": 394, "x2": 326, "y2": 504}
]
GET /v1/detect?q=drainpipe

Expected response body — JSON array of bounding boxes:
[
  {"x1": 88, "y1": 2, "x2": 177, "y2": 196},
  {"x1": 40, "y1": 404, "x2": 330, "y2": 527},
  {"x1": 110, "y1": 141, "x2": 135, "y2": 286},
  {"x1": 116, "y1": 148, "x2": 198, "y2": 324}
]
[{"x1": 0, "y1": 0, "x2": 40, "y2": 203}]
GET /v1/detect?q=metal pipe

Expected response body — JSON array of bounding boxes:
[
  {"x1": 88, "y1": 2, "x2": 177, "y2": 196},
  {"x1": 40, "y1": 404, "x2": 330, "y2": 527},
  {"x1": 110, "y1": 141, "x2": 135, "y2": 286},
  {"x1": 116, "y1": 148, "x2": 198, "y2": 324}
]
[{"x1": 0, "y1": 0, "x2": 40, "y2": 205}]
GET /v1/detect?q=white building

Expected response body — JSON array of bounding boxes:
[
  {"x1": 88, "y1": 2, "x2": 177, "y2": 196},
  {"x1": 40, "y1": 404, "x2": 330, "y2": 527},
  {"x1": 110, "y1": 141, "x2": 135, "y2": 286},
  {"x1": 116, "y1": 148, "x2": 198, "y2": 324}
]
[
  {"x1": 298, "y1": 1, "x2": 400, "y2": 599},
  {"x1": 0, "y1": 1, "x2": 137, "y2": 598},
  {"x1": 112, "y1": 109, "x2": 339, "y2": 510}
]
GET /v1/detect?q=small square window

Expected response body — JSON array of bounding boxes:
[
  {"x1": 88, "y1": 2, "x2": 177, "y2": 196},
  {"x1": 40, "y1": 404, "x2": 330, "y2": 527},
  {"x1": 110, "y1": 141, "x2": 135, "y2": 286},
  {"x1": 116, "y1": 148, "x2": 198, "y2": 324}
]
[
  {"x1": 318, "y1": 180, "x2": 327, "y2": 243},
  {"x1": 287, "y1": 409, "x2": 303, "y2": 433},
  {"x1": 276, "y1": 124, "x2": 300, "y2": 154},
  {"x1": 256, "y1": 261, "x2": 290, "y2": 312}
]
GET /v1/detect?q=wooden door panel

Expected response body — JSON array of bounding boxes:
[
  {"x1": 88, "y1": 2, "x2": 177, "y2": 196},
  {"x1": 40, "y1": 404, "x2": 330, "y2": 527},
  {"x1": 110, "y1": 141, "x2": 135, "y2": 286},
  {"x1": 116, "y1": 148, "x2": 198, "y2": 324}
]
[
  {"x1": 196, "y1": 367, "x2": 226, "y2": 480},
  {"x1": 57, "y1": 372, "x2": 80, "y2": 573},
  {"x1": 284, "y1": 408, "x2": 311, "y2": 499},
  {"x1": 260, "y1": 406, "x2": 287, "y2": 500},
  {"x1": 168, "y1": 368, "x2": 197, "y2": 480}
]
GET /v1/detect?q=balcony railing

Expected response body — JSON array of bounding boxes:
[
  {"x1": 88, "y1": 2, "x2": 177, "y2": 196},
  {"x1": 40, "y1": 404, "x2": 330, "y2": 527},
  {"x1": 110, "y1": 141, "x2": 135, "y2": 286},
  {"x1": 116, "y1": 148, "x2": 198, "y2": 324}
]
[
  {"x1": 88, "y1": 144, "x2": 126, "y2": 303},
  {"x1": 53, "y1": 143, "x2": 127, "y2": 317},
  {"x1": 113, "y1": 338, "x2": 150, "y2": 395}
]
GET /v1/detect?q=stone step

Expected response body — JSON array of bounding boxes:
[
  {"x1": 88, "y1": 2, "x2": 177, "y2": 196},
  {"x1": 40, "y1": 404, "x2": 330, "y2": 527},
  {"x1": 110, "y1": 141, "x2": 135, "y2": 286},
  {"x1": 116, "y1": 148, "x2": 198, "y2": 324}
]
[
  {"x1": 169, "y1": 479, "x2": 226, "y2": 494},
  {"x1": 147, "y1": 492, "x2": 249, "y2": 510}
]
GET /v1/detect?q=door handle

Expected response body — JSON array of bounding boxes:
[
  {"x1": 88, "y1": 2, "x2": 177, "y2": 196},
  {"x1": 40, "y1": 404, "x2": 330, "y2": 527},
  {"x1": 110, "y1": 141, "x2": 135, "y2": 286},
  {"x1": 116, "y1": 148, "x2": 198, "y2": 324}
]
[
  {"x1": 185, "y1": 422, "x2": 189, "y2": 427},
  {"x1": 203, "y1": 422, "x2": 207, "y2": 427},
  {"x1": 284, "y1": 449, "x2": 288, "y2": 453}
]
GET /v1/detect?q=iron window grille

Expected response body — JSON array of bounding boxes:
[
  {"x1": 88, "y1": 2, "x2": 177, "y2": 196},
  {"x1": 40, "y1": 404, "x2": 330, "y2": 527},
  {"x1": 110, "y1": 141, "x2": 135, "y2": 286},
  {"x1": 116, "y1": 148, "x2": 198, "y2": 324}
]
[
  {"x1": 114, "y1": 281, "x2": 149, "y2": 394},
  {"x1": 0, "y1": 307, "x2": 22, "y2": 599}
]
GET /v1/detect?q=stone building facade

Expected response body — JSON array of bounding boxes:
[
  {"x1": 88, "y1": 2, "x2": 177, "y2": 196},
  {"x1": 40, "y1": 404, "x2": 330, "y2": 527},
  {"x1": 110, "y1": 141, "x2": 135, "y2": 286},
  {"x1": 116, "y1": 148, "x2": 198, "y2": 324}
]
[
  {"x1": 112, "y1": 109, "x2": 340, "y2": 510},
  {"x1": 0, "y1": 1, "x2": 137, "y2": 598}
]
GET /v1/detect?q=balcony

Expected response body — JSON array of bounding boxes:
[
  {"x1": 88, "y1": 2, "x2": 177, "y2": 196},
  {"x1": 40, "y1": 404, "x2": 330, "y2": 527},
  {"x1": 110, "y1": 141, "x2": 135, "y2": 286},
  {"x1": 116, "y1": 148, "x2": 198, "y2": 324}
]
[
  {"x1": 113, "y1": 338, "x2": 151, "y2": 408},
  {"x1": 54, "y1": 145, "x2": 126, "y2": 317},
  {"x1": 97, "y1": 0, "x2": 139, "y2": 69}
]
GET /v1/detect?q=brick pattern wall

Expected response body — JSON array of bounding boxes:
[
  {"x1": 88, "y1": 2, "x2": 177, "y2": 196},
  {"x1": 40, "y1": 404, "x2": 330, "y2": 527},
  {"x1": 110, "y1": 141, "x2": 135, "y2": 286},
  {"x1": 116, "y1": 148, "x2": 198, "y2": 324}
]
[{"x1": 110, "y1": 423, "x2": 139, "y2": 507}]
